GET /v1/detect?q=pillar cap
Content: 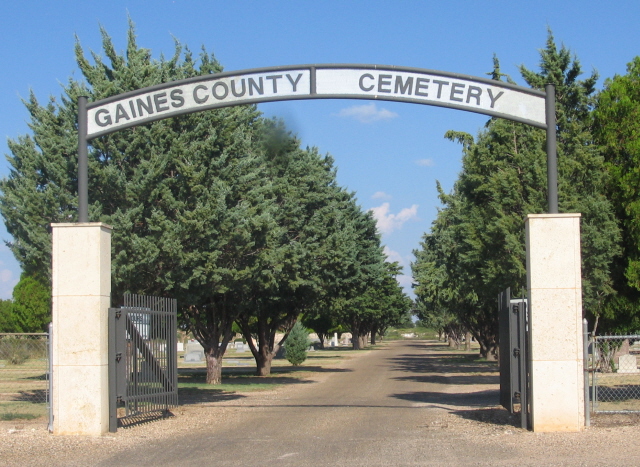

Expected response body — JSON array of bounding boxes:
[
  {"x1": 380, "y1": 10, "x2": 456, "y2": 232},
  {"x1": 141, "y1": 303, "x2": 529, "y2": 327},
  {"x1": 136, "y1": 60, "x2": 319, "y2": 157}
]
[{"x1": 51, "y1": 222, "x2": 113, "y2": 230}]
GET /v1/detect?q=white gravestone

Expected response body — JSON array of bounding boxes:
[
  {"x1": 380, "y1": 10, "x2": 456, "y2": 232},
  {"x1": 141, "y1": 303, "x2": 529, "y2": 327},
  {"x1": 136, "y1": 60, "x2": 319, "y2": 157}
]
[
  {"x1": 618, "y1": 354, "x2": 640, "y2": 373},
  {"x1": 184, "y1": 340, "x2": 205, "y2": 363}
]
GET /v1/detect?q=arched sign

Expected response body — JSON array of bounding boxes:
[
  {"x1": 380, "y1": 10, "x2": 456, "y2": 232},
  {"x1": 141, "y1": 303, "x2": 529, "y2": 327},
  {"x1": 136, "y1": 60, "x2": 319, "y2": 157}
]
[{"x1": 77, "y1": 64, "x2": 557, "y2": 219}]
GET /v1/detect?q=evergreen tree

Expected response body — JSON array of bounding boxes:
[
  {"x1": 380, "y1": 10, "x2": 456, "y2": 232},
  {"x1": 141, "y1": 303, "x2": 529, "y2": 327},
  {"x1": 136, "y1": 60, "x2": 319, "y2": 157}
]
[
  {"x1": 0, "y1": 299, "x2": 18, "y2": 333},
  {"x1": 593, "y1": 56, "x2": 640, "y2": 331},
  {"x1": 412, "y1": 31, "x2": 620, "y2": 357},
  {"x1": 519, "y1": 30, "x2": 621, "y2": 324},
  {"x1": 301, "y1": 309, "x2": 343, "y2": 348},
  {"x1": 0, "y1": 22, "x2": 270, "y2": 384},
  {"x1": 12, "y1": 274, "x2": 51, "y2": 332},
  {"x1": 284, "y1": 321, "x2": 310, "y2": 366},
  {"x1": 238, "y1": 123, "x2": 376, "y2": 375}
]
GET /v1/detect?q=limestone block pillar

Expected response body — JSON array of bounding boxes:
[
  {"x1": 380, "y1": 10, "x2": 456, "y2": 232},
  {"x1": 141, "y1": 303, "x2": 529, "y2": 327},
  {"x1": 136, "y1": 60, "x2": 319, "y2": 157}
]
[
  {"x1": 525, "y1": 213, "x2": 584, "y2": 432},
  {"x1": 51, "y1": 223, "x2": 112, "y2": 436}
]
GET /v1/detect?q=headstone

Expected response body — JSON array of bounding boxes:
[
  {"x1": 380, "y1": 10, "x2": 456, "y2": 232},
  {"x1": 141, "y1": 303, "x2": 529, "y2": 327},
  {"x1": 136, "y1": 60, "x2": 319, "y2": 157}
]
[
  {"x1": 186, "y1": 340, "x2": 204, "y2": 354},
  {"x1": 177, "y1": 342, "x2": 184, "y2": 352},
  {"x1": 184, "y1": 351, "x2": 204, "y2": 363},
  {"x1": 235, "y1": 342, "x2": 246, "y2": 353},
  {"x1": 333, "y1": 333, "x2": 339, "y2": 347},
  {"x1": 618, "y1": 354, "x2": 640, "y2": 373},
  {"x1": 184, "y1": 340, "x2": 205, "y2": 363}
]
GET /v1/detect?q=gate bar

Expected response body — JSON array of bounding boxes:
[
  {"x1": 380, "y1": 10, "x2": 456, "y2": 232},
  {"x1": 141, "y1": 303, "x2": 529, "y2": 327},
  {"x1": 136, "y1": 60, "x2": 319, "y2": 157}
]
[
  {"x1": 545, "y1": 84, "x2": 558, "y2": 214},
  {"x1": 78, "y1": 96, "x2": 89, "y2": 223},
  {"x1": 582, "y1": 319, "x2": 590, "y2": 426},
  {"x1": 108, "y1": 308, "x2": 117, "y2": 433}
]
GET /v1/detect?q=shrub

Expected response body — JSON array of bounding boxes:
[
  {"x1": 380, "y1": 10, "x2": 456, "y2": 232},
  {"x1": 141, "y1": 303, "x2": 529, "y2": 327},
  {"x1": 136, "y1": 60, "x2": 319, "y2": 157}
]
[
  {"x1": 1, "y1": 337, "x2": 31, "y2": 365},
  {"x1": 285, "y1": 322, "x2": 310, "y2": 366}
]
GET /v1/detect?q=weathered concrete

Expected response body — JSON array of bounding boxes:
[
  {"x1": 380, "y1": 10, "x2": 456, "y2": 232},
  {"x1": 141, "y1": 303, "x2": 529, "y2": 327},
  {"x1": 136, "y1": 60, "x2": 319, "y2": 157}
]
[
  {"x1": 51, "y1": 223, "x2": 112, "y2": 436},
  {"x1": 526, "y1": 213, "x2": 584, "y2": 432}
]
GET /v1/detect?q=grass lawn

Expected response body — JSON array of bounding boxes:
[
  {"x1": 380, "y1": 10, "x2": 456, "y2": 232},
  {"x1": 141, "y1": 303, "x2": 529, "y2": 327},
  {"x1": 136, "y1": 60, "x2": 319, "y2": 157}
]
[{"x1": 0, "y1": 357, "x2": 49, "y2": 421}]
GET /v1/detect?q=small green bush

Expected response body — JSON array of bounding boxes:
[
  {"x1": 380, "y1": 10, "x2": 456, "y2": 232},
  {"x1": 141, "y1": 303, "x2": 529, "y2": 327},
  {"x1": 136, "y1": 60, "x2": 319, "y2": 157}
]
[
  {"x1": 0, "y1": 337, "x2": 40, "y2": 365},
  {"x1": 285, "y1": 322, "x2": 310, "y2": 366}
]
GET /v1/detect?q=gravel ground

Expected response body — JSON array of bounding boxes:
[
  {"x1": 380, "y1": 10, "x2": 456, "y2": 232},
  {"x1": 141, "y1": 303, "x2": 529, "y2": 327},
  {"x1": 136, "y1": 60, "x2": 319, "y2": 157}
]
[{"x1": 1, "y1": 341, "x2": 639, "y2": 466}]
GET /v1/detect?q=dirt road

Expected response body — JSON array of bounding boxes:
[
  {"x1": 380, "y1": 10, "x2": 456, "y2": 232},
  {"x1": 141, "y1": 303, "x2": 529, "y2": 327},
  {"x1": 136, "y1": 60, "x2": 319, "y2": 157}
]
[{"x1": 2, "y1": 340, "x2": 640, "y2": 466}]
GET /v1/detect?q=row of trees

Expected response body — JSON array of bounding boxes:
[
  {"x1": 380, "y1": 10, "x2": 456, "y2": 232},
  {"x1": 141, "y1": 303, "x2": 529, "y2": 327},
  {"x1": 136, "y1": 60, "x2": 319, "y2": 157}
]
[
  {"x1": 0, "y1": 23, "x2": 410, "y2": 383},
  {"x1": 412, "y1": 32, "x2": 629, "y2": 359}
]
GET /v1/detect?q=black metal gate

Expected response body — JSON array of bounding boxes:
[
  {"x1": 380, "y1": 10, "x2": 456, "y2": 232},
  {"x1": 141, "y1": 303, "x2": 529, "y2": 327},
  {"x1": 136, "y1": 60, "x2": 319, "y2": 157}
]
[
  {"x1": 498, "y1": 287, "x2": 530, "y2": 429},
  {"x1": 109, "y1": 294, "x2": 178, "y2": 432}
]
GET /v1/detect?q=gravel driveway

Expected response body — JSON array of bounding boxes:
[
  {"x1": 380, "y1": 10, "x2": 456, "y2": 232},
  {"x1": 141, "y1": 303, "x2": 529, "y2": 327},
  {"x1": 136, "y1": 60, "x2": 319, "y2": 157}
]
[{"x1": 2, "y1": 340, "x2": 639, "y2": 466}]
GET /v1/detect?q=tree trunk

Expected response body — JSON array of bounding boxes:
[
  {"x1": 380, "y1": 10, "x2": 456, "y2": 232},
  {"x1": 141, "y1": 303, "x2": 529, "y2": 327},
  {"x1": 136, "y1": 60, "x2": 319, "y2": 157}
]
[
  {"x1": 351, "y1": 328, "x2": 361, "y2": 350},
  {"x1": 255, "y1": 349, "x2": 273, "y2": 376},
  {"x1": 370, "y1": 325, "x2": 378, "y2": 346},
  {"x1": 205, "y1": 351, "x2": 223, "y2": 384},
  {"x1": 359, "y1": 334, "x2": 367, "y2": 349},
  {"x1": 465, "y1": 332, "x2": 471, "y2": 351}
]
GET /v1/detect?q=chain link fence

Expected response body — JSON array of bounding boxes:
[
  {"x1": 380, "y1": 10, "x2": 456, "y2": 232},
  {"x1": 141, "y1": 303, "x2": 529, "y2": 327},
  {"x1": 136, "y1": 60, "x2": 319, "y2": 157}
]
[
  {"x1": 590, "y1": 335, "x2": 640, "y2": 413},
  {"x1": 0, "y1": 333, "x2": 50, "y2": 421}
]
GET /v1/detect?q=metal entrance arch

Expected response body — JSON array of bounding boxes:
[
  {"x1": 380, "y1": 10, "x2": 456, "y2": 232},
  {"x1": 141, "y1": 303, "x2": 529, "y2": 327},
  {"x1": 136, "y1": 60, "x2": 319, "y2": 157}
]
[
  {"x1": 62, "y1": 63, "x2": 587, "y2": 434},
  {"x1": 76, "y1": 63, "x2": 558, "y2": 221}
]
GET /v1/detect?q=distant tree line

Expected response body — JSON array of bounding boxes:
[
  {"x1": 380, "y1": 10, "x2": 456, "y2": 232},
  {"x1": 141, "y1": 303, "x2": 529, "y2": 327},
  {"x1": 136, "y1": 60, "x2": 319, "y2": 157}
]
[
  {"x1": 412, "y1": 31, "x2": 640, "y2": 359},
  {"x1": 0, "y1": 22, "x2": 410, "y2": 383}
]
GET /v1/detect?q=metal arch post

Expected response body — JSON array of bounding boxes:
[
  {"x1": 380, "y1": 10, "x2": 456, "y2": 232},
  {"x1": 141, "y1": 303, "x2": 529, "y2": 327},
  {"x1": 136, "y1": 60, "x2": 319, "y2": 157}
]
[
  {"x1": 545, "y1": 84, "x2": 558, "y2": 214},
  {"x1": 78, "y1": 96, "x2": 89, "y2": 223}
]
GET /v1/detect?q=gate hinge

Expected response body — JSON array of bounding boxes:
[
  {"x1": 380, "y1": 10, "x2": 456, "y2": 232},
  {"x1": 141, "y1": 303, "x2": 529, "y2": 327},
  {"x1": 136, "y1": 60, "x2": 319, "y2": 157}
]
[
  {"x1": 513, "y1": 347, "x2": 520, "y2": 357},
  {"x1": 514, "y1": 391, "x2": 521, "y2": 400},
  {"x1": 115, "y1": 352, "x2": 122, "y2": 362}
]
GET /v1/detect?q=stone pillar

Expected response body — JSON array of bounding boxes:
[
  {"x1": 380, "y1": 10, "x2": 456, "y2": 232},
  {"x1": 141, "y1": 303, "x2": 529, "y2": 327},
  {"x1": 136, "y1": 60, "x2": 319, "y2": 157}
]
[
  {"x1": 525, "y1": 214, "x2": 584, "y2": 432},
  {"x1": 51, "y1": 223, "x2": 112, "y2": 436}
]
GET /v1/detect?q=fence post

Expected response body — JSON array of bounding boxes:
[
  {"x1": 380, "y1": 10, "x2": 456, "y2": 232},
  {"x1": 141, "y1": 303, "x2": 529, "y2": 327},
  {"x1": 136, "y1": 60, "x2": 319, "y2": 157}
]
[
  {"x1": 583, "y1": 319, "x2": 590, "y2": 427},
  {"x1": 47, "y1": 322, "x2": 53, "y2": 433}
]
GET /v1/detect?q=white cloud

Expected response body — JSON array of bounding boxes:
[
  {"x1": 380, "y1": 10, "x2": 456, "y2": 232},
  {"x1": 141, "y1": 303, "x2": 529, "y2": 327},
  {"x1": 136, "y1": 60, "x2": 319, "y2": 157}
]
[
  {"x1": 395, "y1": 274, "x2": 415, "y2": 294},
  {"x1": 383, "y1": 246, "x2": 404, "y2": 264},
  {"x1": 416, "y1": 158, "x2": 435, "y2": 167},
  {"x1": 336, "y1": 103, "x2": 398, "y2": 123},
  {"x1": 0, "y1": 269, "x2": 12, "y2": 283},
  {"x1": 370, "y1": 202, "x2": 418, "y2": 234},
  {"x1": 382, "y1": 247, "x2": 416, "y2": 298},
  {"x1": 372, "y1": 191, "x2": 391, "y2": 200}
]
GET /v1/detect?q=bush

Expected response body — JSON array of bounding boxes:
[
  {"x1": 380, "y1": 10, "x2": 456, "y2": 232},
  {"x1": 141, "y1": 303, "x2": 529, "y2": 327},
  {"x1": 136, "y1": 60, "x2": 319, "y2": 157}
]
[
  {"x1": 0, "y1": 336, "x2": 47, "y2": 365},
  {"x1": 0, "y1": 337, "x2": 31, "y2": 365},
  {"x1": 285, "y1": 322, "x2": 310, "y2": 366}
]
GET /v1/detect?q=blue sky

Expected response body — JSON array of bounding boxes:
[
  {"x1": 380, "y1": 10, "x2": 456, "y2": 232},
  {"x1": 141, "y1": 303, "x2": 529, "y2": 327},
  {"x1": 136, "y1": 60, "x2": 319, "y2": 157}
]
[{"x1": 1, "y1": 0, "x2": 639, "y2": 299}]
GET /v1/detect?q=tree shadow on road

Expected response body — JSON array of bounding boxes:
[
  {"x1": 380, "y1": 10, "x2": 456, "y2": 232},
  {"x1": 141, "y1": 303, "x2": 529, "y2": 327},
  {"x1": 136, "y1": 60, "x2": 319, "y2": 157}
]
[
  {"x1": 178, "y1": 388, "x2": 249, "y2": 405},
  {"x1": 450, "y1": 407, "x2": 520, "y2": 427},
  {"x1": 391, "y1": 391, "x2": 521, "y2": 428},
  {"x1": 391, "y1": 389, "x2": 499, "y2": 408},
  {"x1": 387, "y1": 349, "x2": 499, "y2": 382},
  {"x1": 388, "y1": 340, "x2": 520, "y2": 427},
  {"x1": 393, "y1": 373, "x2": 499, "y2": 385},
  {"x1": 178, "y1": 366, "x2": 353, "y2": 406}
]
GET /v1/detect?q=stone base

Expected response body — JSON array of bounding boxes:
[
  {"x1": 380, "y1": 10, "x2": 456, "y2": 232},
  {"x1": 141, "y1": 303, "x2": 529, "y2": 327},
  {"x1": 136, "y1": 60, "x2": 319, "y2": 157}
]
[
  {"x1": 51, "y1": 223, "x2": 112, "y2": 436},
  {"x1": 526, "y1": 214, "x2": 584, "y2": 432}
]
